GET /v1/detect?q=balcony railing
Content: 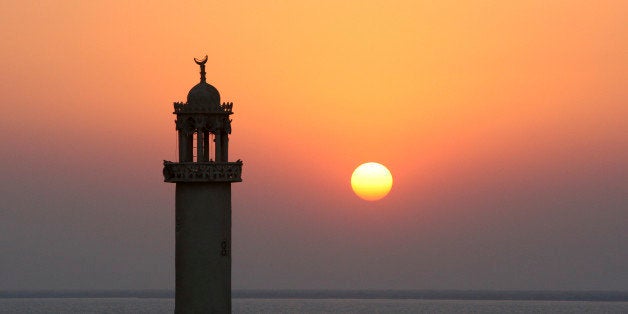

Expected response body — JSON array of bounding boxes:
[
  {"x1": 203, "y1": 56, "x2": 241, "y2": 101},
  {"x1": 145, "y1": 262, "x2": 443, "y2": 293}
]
[
  {"x1": 163, "y1": 160, "x2": 242, "y2": 183},
  {"x1": 173, "y1": 101, "x2": 233, "y2": 114}
]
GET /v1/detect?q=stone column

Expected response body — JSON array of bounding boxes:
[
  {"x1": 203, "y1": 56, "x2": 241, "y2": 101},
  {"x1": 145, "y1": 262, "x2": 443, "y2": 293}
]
[
  {"x1": 220, "y1": 131, "x2": 229, "y2": 162},
  {"x1": 215, "y1": 132, "x2": 222, "y2": 162},
  {"x1": 203, "y1": 131, "x2": 210, "y2": 162},
  {"x1": 179, "y1": 132, "x2": 193, "y2": 162},
  {"x1": 196, "y1": 131, "x2": 204, "y2": 162}
]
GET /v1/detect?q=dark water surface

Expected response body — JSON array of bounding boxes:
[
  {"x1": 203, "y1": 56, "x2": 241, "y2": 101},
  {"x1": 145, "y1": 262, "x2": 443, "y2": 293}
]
[
  {"x1": 2, "y1": 291, "x2": 627, "y2": 313},
  {"x1": 1, "y1": 298, "x2": 628, "y2": 313}
]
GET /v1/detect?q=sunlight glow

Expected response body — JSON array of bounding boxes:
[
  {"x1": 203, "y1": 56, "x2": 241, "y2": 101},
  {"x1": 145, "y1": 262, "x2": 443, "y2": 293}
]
[{"x1": 351, "y1": 162, "x2": 393, "y2": 201}]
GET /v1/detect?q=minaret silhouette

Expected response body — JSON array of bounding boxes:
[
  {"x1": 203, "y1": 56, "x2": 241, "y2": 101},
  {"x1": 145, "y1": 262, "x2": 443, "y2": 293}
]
[{"x1": 163, "y1": 56, "x2": 242, "y2": 313}]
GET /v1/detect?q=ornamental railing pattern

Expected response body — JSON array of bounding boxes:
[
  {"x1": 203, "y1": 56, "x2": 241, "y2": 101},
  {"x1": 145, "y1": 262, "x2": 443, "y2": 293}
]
[
  {"x1": 174, "y1": 114, "x2": 232, "y2": 135},
  {"x1": 173, "y1": 101, "x2": 233, "y2": 114},
  {"x1": 163, "y1": 160, "x2": 242, "y2": 182}
]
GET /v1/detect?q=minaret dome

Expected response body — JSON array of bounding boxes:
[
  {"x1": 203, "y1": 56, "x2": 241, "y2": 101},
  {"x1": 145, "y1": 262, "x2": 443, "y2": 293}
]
[{"x1": 186, "y1": 55, "x2": 221, "y2": 111}]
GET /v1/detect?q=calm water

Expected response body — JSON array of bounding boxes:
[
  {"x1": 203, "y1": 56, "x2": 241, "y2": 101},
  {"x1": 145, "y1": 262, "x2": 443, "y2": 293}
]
[{"x1": 1, "y1": 298, "x2": 628, "y2": 313}]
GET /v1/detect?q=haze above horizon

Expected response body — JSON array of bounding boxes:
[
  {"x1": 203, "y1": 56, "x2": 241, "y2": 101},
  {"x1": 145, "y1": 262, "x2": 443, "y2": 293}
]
[{"x1": 0, "y1": 0, "x2": 626, "y2": 291}]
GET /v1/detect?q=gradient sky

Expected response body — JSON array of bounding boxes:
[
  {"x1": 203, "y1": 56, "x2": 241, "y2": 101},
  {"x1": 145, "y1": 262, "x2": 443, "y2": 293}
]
[{"x1": 1, "y1": 1, "x2": 626, "y2": 291}]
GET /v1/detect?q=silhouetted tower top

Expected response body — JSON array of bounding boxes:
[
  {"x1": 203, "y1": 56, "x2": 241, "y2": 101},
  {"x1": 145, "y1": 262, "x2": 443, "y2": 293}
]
[{"x1": 163, "y1": 56, "x2": 241, "y2": 182}]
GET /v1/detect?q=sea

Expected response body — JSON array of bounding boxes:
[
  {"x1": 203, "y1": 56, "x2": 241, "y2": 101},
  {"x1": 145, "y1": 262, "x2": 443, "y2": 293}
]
[{"x1": 1, "y1": 290, "x2": 627, "y2": 313}]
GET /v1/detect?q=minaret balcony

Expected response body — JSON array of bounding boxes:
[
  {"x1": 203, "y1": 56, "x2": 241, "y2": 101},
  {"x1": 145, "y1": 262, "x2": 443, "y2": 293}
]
[{"x1": 163, "y1": 161, "x2": 242, "y2": 183}]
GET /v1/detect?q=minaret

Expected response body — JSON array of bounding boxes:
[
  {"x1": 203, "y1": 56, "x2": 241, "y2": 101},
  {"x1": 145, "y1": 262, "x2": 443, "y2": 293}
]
[{"x1": 163, "y1": 56, "x2": 242, "y2": 313}]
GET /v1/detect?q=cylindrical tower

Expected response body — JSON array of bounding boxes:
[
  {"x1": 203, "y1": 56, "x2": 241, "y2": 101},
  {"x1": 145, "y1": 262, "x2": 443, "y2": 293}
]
[{"x1": 163, "y1": 56, "x2": 242, "y2": 313}]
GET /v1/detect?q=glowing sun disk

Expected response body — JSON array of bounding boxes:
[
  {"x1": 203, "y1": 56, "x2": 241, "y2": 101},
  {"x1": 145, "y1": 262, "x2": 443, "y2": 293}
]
[{"x1": 351, "y1": 162, "x2": 393, "y2": 201}]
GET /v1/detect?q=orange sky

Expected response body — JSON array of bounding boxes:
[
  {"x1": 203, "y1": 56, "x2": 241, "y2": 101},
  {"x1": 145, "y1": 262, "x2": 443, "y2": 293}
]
[{"x1": 1, "y1": 1, "x2": 626, "y2": 290}]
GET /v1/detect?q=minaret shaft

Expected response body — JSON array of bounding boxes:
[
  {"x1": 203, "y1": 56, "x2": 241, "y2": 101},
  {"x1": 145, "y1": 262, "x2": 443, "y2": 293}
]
[{"x1": 175, "y1": 183, "x2": 231, "y2": 313}]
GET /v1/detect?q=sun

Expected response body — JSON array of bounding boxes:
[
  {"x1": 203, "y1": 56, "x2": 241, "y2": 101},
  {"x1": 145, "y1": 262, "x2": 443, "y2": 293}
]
[{"x1": 351, "y1": 162, "x2": 393, "y2": 201}]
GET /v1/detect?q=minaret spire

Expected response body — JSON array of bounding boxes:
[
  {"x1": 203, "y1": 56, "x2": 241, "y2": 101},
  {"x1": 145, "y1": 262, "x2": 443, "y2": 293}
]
[{"x1": 194, "y1": 55, "x2": 208, "y2": 83}]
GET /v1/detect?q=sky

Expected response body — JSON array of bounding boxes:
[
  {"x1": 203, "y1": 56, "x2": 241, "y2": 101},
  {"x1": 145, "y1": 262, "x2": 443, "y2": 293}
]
[{"x1": 1, "y1": 0, "x2": 626, "y2": 291}]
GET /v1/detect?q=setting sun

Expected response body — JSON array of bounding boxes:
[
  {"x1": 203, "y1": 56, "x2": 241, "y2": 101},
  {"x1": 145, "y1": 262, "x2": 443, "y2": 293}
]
[{"x1": 351, "y1": 162, "x2": 393, "y2": 201}]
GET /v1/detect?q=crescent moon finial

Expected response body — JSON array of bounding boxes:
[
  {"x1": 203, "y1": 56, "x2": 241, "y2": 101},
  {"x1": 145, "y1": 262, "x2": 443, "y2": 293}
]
[
  {"x1": 194, "y1": 55, "x2": 208, "y2": 65},
  {"x1": 194, "y1": 55, "x2": 208, "y2": 82}
]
